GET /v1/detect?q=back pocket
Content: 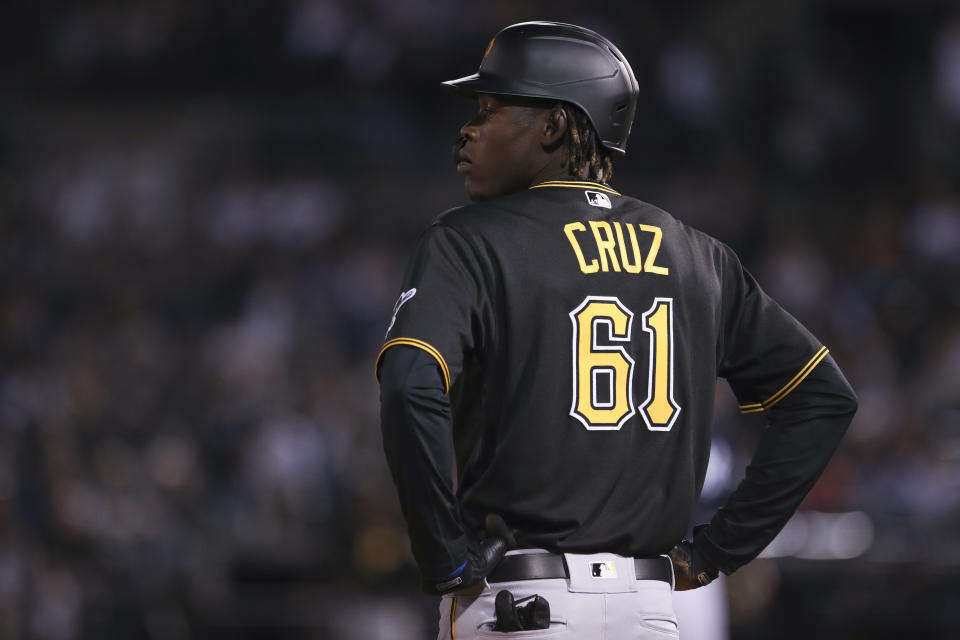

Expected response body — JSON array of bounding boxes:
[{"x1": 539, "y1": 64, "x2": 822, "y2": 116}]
[{"x1": 475, "y1": 618, "x2": 568, "y2": 638}]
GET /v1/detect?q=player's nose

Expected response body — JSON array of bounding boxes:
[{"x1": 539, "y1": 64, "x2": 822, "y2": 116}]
[{"x1": 460, "y1": 121, "x2": 478, "y2": 141}]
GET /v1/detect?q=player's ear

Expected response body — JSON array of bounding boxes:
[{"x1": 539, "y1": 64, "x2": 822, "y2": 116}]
[{"x1": 540, "y1": 105, "x2": 567, "y2": 148}]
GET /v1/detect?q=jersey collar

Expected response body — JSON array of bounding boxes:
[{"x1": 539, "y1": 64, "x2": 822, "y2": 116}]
[{"x1": 528, "y1": 180, "x2": 621, "y2": 196}]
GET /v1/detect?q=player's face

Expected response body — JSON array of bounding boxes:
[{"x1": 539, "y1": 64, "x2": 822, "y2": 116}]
[{"x1": 456, "y1": 94, "x2": 549, "y2": 201}]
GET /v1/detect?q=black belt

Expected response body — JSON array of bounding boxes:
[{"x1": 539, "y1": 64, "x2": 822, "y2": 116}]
[{"x1": 487, "y1": 553, "x2": 673, "y2": 584}]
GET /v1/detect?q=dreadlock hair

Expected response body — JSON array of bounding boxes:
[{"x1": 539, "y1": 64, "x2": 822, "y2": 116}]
[{"x1": 557, "y1": 103, "x2": 614, "y2": 184}]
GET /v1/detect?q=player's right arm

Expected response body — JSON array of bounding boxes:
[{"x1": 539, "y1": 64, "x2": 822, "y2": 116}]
[{"x1": 684, "y1": 245, "x2": 858, "y2": 580}]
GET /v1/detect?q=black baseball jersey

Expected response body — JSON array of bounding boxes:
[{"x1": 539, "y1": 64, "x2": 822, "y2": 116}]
[{"x1": 378, "y1": 179, "x2": 854, "y2": 578}]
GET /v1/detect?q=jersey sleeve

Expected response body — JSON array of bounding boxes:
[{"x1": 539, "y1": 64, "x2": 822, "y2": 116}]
[
  {"x1": 376, "y1": 221, "x2": 488, "y2": 393},
  {"x1": 699, "y1": 245, "x2": 857, "y2": 574},
  {"x1": 717, "y1": 247, "x2": 825, "y2": 412}
]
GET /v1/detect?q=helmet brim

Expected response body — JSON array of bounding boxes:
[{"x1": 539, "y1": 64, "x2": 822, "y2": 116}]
[
  {"x1": 442, "y1": 73, "x2": 552, "y2": 100},
  {"x1": 441, "y1": 74, "x2": 627, "y2": 155}
]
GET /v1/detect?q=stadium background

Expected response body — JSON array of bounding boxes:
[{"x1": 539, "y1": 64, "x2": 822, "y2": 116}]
[{"x1": 1, "y1": 0, "x2": 959, "y2": 638}]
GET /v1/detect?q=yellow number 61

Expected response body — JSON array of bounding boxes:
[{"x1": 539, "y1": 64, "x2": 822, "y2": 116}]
[{"x1": 569, "y1": 296, "x2": 680, "y2": 431}]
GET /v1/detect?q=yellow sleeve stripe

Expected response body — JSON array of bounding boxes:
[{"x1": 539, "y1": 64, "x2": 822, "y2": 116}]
[
  {"x1": 376, "y1": 338, "x2": 451, "y2": 395},
  {"x1": 738, "y1": 346, "x2": 830, "y2": 414},
  {"x1": 529, "y1": 180, "x2": 621, "y2": 196}
]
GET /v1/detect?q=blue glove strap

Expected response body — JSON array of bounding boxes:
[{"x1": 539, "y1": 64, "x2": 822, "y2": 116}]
[{"x1": 443, "y1": 561, "x2": 468, "y2": 580}]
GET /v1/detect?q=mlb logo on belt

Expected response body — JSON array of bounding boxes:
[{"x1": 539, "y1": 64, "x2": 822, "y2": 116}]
[
  {"x1": 585, "y1": 191, "x2": 612, "y2": 208},
  {"x1": 591, "y1": 562, "x2": 616, "y2": 578}
]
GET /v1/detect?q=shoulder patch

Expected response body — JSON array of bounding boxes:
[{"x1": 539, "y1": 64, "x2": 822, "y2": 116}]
[
  {"x1": 385, "y1": 288, "x2": 417, "y2": 338},
  {"x1": 585, "y1": 191, "x2": 612, "y2": 209}
]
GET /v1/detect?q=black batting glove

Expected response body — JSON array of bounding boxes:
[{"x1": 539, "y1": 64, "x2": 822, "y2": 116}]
[
  {"x1": 668, "y1": 527, "x2": 720, "y2": 591},
  {"x1": 423, "y1": 514, "x2": 516, "y2": 595},
  {"x1": 423, "y1": 535, "x2": 508, "y2": 594}
]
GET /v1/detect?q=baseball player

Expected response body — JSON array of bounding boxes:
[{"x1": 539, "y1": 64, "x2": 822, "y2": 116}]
[{"x1": 377, "y1": 22, "x2": 857, "y2": 639}]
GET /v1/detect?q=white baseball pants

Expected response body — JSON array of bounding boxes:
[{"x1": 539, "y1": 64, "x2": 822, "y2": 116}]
[{"x1": 437, "y1": 551, "x2": 679, "y2": 639}]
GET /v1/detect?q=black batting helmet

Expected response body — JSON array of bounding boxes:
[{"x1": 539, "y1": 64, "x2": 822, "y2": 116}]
[{"x1": 442, "y1": 21, "x2": 639, "y2": 154}]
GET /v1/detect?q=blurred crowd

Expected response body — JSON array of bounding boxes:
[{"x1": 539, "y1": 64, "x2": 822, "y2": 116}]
[{"x1": 1, "y1": 1, "x2": 959, "y2": 638}]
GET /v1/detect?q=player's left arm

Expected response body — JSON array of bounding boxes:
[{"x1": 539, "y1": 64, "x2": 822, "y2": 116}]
[
  {"x1": 379, "y1": 345, "x2": 510, "y2": 594},
  {"x1": 378, "y1": 220, "x2": 508, "y2": 593}
]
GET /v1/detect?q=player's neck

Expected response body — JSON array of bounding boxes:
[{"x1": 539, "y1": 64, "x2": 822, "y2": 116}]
[{"x1": 528, "y1": 157, "x2": 581, "y2": 188}]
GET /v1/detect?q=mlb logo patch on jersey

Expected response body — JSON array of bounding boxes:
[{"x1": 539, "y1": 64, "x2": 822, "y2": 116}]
[
  {"x1": 585, "y1": 191, "x2": 612, "y2": 209},
  {"x1": 591, "y1": 562, "x2": 617, "y2": 578}
]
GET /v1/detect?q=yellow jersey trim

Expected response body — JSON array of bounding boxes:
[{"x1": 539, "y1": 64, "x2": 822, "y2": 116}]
[
  {"x1": 376, "y1": 338, "x2": 451, "y2": 395},
  {"x1": 738, "y1": 346, "x2": 830, "y2": 414},
  {"x1": 529, "y1": 180, "x2": 621, "y2": 196}
]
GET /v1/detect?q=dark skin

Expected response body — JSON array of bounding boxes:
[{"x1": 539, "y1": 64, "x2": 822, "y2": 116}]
[{"x1": 456, "y1": 93, "x2": 573, "y2": 201}]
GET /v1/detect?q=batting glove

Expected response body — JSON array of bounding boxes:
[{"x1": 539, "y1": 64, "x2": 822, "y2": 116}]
[
  {"x1": 668, "y1": 527, "x2": 720, "y2": 590},
  {"x1": 423, "y1": 514, "x2": 516, "y2": 595}
]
